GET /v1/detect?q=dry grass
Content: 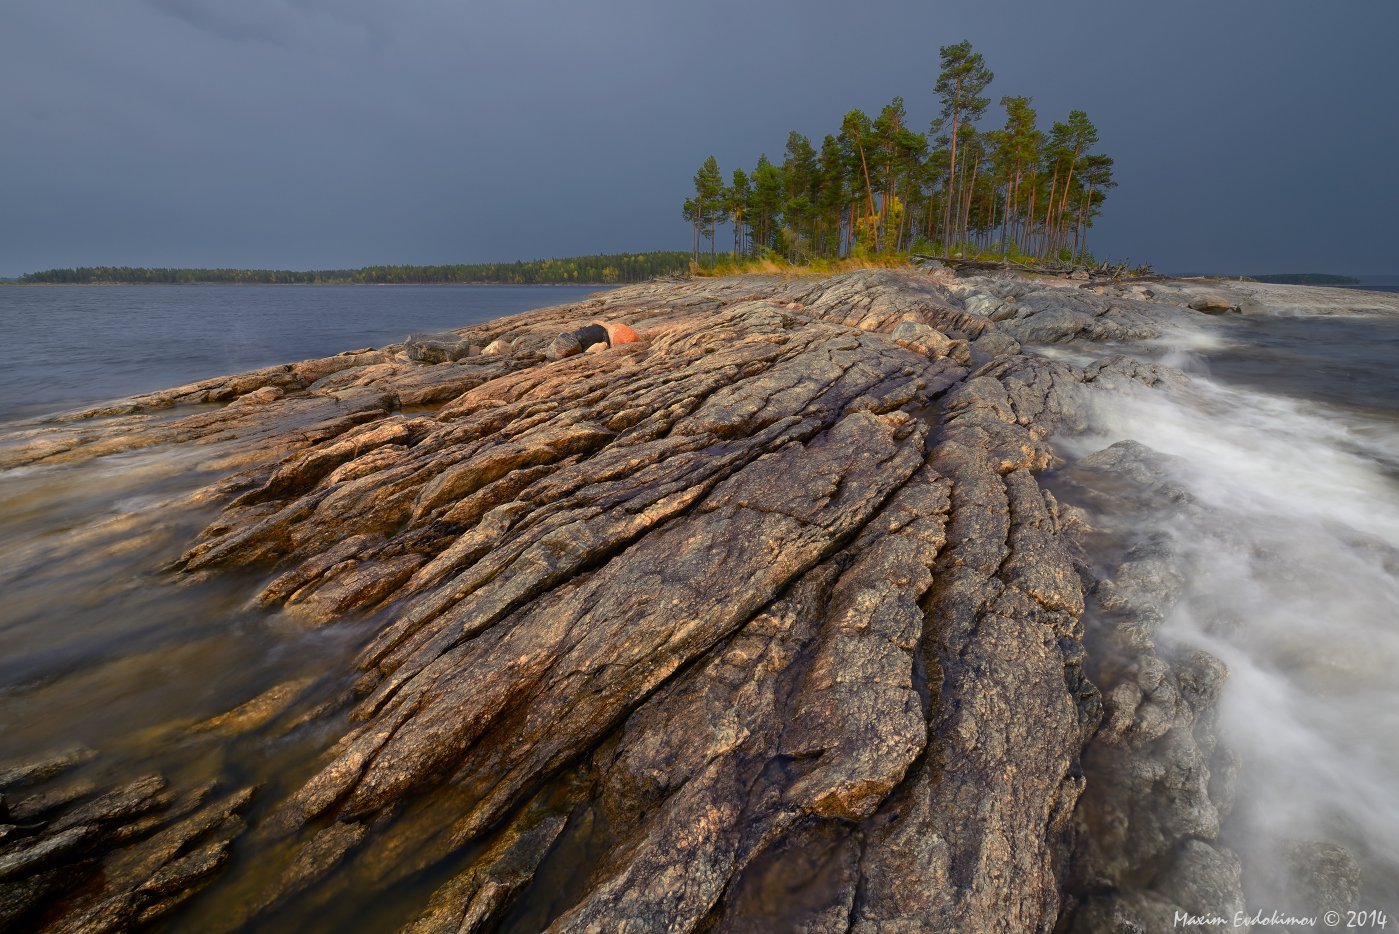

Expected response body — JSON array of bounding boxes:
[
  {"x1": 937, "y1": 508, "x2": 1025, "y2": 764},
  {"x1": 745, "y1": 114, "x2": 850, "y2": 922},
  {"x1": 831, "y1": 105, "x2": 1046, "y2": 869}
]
[{"x1": 690, "y1": 254, "x2": 915, "y2": 279}]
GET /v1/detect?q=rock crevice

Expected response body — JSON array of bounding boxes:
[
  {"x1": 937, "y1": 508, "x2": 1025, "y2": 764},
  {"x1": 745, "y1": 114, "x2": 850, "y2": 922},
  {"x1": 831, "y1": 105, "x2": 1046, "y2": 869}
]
[{"x1": 0, "y1": 266, "x2": 1286, "y2": 932}]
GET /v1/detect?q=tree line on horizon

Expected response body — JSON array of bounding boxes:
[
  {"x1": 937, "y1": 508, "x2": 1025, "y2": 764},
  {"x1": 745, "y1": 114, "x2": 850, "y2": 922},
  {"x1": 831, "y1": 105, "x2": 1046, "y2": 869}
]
[
  {"x1": 684, "y1": 40, "x2": 1116, "y2": 267},
  {"x1": 1250, "y1": 273, "x2": 1359, "y2": 286},
  {"x1": 16, "y1": 252, "x2": 693, "y2": 286}
]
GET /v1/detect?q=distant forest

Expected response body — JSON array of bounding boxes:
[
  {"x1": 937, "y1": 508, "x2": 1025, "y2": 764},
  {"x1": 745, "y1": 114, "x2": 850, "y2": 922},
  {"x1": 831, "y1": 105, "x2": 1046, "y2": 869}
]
[
  {"x1": 1251, "y1": 273, "x2": 1360, "y2": 286},
  {"x1": 684, "y1": 40, "x2": 1115, "y2": 265},
  {"x1": 17, "y1": 252, "x2": 692, "y2": 286}
]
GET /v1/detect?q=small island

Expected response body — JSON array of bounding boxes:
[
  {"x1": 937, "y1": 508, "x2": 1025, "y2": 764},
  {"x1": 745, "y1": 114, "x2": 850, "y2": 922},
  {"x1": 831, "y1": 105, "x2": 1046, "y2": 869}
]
[
  {"x1": 682, "y1": 42, "x2": 1116, "y2": 272},
  {"x1": 1250, "y1": 272, "x2": 1362, "y2": 286}
]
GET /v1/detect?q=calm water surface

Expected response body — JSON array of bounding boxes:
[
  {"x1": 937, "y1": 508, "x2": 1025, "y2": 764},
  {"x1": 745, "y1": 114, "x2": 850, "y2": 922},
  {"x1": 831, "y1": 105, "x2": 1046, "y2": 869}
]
[
  {"x1": 0, "y1": 284, "x2": 605, "y2": 421},
  {"x1": 1201, "y1": 313, "x2": 1399, "y2": 418}
]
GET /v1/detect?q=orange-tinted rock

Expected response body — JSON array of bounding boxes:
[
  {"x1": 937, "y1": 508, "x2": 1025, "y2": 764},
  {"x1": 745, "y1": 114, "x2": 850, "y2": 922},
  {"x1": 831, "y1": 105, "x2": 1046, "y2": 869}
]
[{"x1": 601, "y1": 321, "x2": 640, "y2": 345}]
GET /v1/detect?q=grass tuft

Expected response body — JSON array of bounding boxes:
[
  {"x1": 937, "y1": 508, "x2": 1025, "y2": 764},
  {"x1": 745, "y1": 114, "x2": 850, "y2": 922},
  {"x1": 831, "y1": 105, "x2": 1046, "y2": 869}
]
[{"x1": 691, "y1": 253, "x2": 915, "y2": 278}]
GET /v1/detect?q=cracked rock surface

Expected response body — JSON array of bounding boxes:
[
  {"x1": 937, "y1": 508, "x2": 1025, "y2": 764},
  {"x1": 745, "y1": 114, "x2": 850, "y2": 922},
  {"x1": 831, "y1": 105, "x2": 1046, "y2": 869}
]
[{"x1": 1, "y1": 267, "x2": 1334, "y2": 932}]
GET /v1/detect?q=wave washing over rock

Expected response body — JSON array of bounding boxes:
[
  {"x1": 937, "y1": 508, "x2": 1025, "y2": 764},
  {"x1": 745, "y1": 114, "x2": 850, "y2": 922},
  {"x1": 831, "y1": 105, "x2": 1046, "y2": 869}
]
[{"x1": 0, "y1": 268, "x2": 1396, "y2": 932}]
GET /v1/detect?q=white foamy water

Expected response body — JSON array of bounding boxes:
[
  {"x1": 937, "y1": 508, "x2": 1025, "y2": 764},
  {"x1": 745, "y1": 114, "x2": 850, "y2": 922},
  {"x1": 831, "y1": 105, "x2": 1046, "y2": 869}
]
[{"x1": 1067, "y1": 367, "x2": 1399, "y2": 911}]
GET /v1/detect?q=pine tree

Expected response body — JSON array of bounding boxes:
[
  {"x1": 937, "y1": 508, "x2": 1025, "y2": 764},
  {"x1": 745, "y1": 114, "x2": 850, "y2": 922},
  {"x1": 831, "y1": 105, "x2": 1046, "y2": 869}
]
[
  {"x1": 782, "y1": 132, "x2": 819, "y2": 261},
  {"x1": 750, "y1": 155, "x2": 785, "y2": 255},
  {"x1": 993, "y1": 96, "x2": 1043, "y2": 256},
  {"x1": 873, "y1": 98, "x2": 925, "y2": 251},
  {"x1": 692, "y1": 156, "x2": 725, "y2": 264},
  {"x1": 1075, "y1": 153, "x2": 1115, "y2": 258},
  {"x1": 934, "y1": 41, "x2": 993, "y2": 254},
  {"x1": 1050, "y1": 111, "x2": 1099, "y2": 255},
  {"x1": 921, "y1": 125, "x2": 950, "y2": 245},
  {"x1": 839, "y1": 109, "x2": 879, "y2": 252},
  {"x1": 726, "y1": 168, "x2": 752, "y2": 258},
  {"x1": 816, "y1": 135, "x2": 846, "y2": 257}
]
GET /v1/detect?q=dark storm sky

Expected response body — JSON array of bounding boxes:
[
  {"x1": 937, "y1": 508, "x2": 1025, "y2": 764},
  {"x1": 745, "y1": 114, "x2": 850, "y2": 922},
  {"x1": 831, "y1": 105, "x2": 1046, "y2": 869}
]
[{"x1": 4, "y1": 0, "x2": 1396, "y2": 277}]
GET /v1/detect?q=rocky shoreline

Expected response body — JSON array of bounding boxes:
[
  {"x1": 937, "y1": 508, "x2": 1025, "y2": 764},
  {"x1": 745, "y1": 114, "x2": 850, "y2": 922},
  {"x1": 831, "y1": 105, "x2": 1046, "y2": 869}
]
[{"x1": 2, "y1": 267, "x2": 1395, "y2": 932}]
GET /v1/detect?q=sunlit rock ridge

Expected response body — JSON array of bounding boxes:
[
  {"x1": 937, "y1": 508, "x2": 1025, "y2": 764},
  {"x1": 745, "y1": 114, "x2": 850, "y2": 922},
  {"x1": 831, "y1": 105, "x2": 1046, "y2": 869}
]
[{"x1": 2, "y1": 266, "x2": 1397, "y2": 932}]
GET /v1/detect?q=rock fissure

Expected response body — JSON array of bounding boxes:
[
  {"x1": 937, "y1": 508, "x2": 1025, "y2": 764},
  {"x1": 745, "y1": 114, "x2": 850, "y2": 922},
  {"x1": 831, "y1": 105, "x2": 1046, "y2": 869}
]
[{"x1": 3, "y1": 266, "x2": 1351, "y2": 932}]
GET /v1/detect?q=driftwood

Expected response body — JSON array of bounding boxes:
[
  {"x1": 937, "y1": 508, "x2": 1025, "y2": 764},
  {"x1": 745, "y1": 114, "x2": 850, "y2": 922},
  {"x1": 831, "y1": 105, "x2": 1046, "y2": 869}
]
[{"x1": 912, "y1": 253, "x2": 1155, "y2": 282}]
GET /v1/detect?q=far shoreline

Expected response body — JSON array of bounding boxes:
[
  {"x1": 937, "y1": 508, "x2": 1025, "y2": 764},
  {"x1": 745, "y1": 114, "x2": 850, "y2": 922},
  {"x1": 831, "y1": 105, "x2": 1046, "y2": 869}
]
[{"x1": 0, "y1": 280, "x2": 624, "y2": 288}]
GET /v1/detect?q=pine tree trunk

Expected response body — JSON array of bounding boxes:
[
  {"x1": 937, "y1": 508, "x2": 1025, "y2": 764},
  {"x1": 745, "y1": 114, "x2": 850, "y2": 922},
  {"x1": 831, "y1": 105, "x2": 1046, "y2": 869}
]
[
  {"x1": 985, "y1": 184, "x2": 996, "y2": 252},
  {"x1": 1056, "y1": 147, "x2": 1083, "y2": 254},
  {"x1": 1041, "y1": 167, "x2": 1059, "y2": 258},
  {"x1": 1001, "y1": 169, "x2": 1018, "y2": 257},
  {"x1": 961, "y1": 157, "x2": 978, "y2": 250},
  {"x1": 898, "y1": 176, "x2": 912, "y2": 251},
  {"x1": 1080, "y1": 199, "x2": 1091, "y2": 260},
  {"x1": 1076, "y1": 186, "x2": 1093, "y2": 259},
  {"x1": 856, "y1": 142, "x2": 878, "y2": 252},
  {"x1": 1025, "y1": 180, "x2": 1037, "y2": 258},
  {"x1": 942, "y1": 79, "x2": 962, "y2": 256},
  {"x1": 954, "y1": 155, "x2": 969, "y2": 252}
]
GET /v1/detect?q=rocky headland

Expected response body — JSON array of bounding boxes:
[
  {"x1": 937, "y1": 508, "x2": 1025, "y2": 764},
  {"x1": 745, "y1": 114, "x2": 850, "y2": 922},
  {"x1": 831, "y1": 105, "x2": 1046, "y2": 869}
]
[{"x1": 2, "y1": 267, "x2": 1396, "y2": 932}]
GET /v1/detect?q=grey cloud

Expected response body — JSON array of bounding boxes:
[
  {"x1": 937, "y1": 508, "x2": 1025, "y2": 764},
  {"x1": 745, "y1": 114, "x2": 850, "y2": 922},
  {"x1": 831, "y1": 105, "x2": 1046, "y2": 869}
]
[
  {"x1": 2, "y1": 0, "x2": 1397, "y2": 277},
  {"x1": 143, "y1": 0, "x2": 289, "y2": 47}
]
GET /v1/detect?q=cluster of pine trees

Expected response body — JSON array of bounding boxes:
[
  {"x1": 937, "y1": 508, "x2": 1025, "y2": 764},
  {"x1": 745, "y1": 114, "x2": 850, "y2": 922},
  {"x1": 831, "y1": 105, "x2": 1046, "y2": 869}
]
[
  {"x1": 683, "y1": 41, "x2": 1115, "y2": 266},
  {"x1": 19, "y1": 253, "x2": 692, "y2": 286}
]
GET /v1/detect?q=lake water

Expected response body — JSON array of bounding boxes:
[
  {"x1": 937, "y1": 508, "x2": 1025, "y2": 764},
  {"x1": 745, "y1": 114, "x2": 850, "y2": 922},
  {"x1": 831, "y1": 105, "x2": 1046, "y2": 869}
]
[
  {"x1": 0, "y1": 284, "x2": 605, "y2": 421},
  {"x1": 1201, "y1": 313, "x2": 1399, "y2": 418}
]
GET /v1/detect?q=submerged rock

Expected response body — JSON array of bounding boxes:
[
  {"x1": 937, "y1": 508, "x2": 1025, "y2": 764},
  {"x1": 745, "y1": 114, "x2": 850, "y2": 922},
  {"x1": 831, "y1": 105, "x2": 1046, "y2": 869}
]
[
  {"x1": 1188, "y1": 294, "x2": 1240, "y2": 314},
  {"x1": 0, "y1": 749, "x2": 254, "y2": 932},
  {"x1": 404, "y1": 332, "x2": 478, "y2": 363}
]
